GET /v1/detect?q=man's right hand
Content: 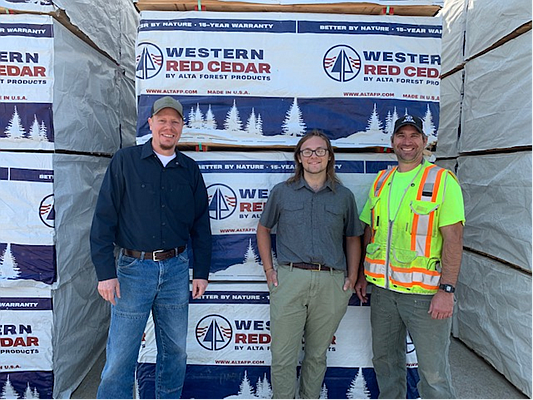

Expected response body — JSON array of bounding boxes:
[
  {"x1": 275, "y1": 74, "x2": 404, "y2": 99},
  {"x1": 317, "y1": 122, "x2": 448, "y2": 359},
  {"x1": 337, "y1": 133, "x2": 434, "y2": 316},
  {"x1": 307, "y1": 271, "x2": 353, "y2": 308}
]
[
  {"x1": 354, "y1": 275, "x2": 368, "y2": 303},
  {"x1": 98, "y1": 278, "x2": 121, "y2": 305}
]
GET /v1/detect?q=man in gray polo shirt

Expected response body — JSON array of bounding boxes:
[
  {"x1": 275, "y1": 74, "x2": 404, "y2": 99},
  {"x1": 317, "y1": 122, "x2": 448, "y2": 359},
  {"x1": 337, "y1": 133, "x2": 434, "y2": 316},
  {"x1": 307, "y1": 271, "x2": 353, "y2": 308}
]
[{"x1": 257, "y1": 130, "x2": 363, "y2": 399}]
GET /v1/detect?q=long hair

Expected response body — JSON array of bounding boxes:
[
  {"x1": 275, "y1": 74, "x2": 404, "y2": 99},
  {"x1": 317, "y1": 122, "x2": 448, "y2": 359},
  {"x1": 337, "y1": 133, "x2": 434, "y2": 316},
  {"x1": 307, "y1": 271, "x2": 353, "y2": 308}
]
[{"x1": 286, "y1": 130, "x2": 340, "y2": 189}]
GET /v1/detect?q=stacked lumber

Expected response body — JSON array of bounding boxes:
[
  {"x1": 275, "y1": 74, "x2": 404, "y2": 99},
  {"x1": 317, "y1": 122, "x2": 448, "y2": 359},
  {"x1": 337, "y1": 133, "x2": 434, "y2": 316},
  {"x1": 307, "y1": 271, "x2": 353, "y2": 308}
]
[
  {"x1": 135, "y1": 0, "x2": 441, "y2": 16},
  {"x1": 436, "y1": 0, "x2": 532, "y2": 396}
]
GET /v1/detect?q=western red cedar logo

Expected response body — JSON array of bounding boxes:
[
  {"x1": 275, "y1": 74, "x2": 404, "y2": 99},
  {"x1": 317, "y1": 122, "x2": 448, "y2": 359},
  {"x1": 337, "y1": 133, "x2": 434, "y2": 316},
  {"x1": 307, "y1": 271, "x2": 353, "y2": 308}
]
[{"x1": 323, "y1": 45, "x2": 362, "y2": 82}]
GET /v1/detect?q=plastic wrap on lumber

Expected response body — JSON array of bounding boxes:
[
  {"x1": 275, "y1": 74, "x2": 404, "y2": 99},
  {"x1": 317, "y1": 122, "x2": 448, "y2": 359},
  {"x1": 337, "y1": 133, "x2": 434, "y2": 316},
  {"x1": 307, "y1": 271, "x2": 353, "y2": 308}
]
[
  {"x1": 458, "y1": 151, "x2": 532, "y2": 271},
  {"x1": 435, "y1": 70, "x2": 462, "y2": 158},
  {"x1": 455, "y1": 250, "x2": 532, "y2": 397},
  {"x1": 459, "y1": 31, "x2": 532, "y2": 153},
  {"x1": 464, "y1": 0, "x2": 531, "y2": 59}
]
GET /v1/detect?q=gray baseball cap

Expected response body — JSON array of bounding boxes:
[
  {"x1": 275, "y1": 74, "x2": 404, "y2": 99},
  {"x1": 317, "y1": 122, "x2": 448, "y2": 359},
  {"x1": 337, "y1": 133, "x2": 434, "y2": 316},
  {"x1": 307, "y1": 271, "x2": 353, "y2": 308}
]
[{"x1": 151, "y1": 96, "x2": 184, "y2": 119}]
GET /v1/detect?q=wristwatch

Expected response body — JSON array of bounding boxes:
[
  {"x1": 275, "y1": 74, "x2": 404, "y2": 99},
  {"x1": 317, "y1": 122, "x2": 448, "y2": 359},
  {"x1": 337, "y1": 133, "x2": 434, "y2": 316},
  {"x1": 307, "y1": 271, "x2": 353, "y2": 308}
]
[{"x1": 439, "y1": 283, "x2": 455, "y2": 293}]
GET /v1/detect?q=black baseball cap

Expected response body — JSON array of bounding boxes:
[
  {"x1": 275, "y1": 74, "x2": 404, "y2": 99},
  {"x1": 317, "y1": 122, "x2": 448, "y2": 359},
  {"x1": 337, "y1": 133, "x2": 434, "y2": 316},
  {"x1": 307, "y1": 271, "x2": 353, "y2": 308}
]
[
  {"x1": 393, "y1": 114, "x2": 425, "y2": 135},
  {"x1": 151, "y1": 96, "x2": 184, "y2": 119}
]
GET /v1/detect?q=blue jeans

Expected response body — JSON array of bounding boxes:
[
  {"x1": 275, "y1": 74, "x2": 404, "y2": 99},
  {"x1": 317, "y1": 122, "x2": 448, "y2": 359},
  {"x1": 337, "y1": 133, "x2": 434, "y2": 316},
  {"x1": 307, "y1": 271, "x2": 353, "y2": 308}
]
[
  {"x1": 370, "y1": 285, "x2": 455, "y2": 399},
  {"x1": 97, "y1": 250, "x2": 190, "y2": 399}
]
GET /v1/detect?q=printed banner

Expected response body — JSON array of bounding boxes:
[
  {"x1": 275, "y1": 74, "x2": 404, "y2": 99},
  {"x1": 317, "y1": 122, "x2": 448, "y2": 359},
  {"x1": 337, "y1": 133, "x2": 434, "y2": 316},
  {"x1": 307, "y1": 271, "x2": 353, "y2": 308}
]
[
  {"x1": 137, "y1": 283, "x2": 419, "y2": 398},
  {"x1": 0, "y1": 152, "x2": 55, "y2": 285},
  {"x1": 0, "y1": 1, "x2": 54, "y2": 13},
  {"x1": 183, "y1": 151, "x2": 396, "y2": 281},
  {"x1": 0, "y1": 14, "x2": 54, "y2": 151},
  {"x1": 0, "y1": 286, "x2": 53, "y2": 376},
  {"x1": 136, "y1": 11, "x2": 441, "y2": 148},
  {"x1": 0, "y1": 371, "x2": 53, "y2": 399}
]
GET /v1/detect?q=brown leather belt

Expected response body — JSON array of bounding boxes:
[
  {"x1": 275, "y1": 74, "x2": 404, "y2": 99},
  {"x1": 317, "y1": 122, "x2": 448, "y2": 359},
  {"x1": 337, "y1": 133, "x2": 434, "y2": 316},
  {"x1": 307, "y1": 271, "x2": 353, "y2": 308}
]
[
  {"x1": 123, "y1": 247, "x2": 185, "y2": 262},
  {"x1": 290, "y1": 262, "x2": 333, "y2": 272}
]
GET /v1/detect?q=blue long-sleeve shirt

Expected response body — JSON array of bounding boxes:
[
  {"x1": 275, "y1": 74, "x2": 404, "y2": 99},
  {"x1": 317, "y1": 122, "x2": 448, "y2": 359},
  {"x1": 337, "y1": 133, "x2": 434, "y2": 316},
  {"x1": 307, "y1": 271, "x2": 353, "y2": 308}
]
[{"x1": 90, "y1": 140, "x2": 212, "y2": 281}]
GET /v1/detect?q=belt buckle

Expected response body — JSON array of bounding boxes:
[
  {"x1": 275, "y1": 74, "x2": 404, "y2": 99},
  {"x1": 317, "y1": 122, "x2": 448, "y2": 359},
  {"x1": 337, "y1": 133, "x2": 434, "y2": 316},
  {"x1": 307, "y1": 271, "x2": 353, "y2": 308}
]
[
  {"x1": 152, "y1": 249, "x2": 165, "y2": 261},
  {"x1": 312, "y1": 263, "x2": 322, "y2": 271}
]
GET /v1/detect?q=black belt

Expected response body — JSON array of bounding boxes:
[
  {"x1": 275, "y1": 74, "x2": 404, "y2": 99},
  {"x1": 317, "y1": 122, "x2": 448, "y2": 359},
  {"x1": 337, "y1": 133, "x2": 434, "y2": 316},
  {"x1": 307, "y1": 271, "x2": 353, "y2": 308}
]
[
  {"x1": 290, "y1": 262, "x2": 333, "y2": 272},
  {"x1": 123, "y1": 247, "x2": 185, "y2": 261}
]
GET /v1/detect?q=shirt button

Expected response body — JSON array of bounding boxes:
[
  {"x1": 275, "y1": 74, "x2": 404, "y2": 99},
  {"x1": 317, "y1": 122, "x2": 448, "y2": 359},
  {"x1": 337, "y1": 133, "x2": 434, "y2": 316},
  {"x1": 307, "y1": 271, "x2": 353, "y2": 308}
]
[
  {"x1": 162, "y1": 204, "x2": 166, "y2": 208},
  {"x1": 162, "y1": 222, "x2": 166, "y2": 226},
  {"x1": 161, "y1": 186, "x2": 165, "y2": 190}
]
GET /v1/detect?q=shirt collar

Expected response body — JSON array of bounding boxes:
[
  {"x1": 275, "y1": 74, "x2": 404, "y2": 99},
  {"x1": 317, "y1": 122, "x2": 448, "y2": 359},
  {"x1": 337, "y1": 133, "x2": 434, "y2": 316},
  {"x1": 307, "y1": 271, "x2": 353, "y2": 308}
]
[
  {"x1": 140, "y1": 139, "x2": 181, "y2": 167},
  {"x1": 295, "y1": 177, "x2": 333, "y2": 192}
]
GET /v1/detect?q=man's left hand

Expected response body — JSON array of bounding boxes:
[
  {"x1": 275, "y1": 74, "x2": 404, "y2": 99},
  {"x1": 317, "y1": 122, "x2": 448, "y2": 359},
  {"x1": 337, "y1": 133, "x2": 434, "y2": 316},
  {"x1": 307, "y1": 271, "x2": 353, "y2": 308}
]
[
  {"x1": 429, "y1": 290, "x2": 454, "y2": 319},
  {"x1": 192, "y1": 279, "x2": 208, "y2": 299}
]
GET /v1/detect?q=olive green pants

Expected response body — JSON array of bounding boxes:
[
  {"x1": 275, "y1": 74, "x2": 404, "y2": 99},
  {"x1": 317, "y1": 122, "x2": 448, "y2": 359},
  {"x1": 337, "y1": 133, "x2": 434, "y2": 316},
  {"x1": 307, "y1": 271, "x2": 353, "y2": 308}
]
[{"x1": 269, "y1": 265, "x2": 352, "y2": 398}]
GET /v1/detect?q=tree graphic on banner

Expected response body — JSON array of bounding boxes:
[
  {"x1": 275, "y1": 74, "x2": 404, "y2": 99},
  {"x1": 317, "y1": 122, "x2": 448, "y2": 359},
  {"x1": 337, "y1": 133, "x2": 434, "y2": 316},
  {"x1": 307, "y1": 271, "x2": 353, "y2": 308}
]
[
  {"x1": 385, "y1": 111, "x2": 394, "y2": 136},
  {"x1": 23, "y1": 383, "x2": 39, "y2": 399},
  {"x1": 0, "y1": 243, "x2": 20, "y2": 279},
  {"x1": 255, "y1": 374, "x2": 272, "y2": 399},
  {"x1": 281, "y1": 98, "x2": 306, "y2": 136},
  {"x1": 188, "y1": 104, "x2": 205, "y2": 129},
  {"x1": 29, "y1": 115, "x2": 42, "y2": 141},
  {"x1": 1, "y1": 376, "x2": 18, "y2": 399},
  {"x1": 205, "y1": 105, "x2": 217, "y2": 129},
  {"x1": 319, "y1": 383, "x2": 328, "y2": 399},
  {"x1": 256, "y1": 113, "x2": 264, "y2": 135},
  {"x1": 194, "y1": 104, "x2": 205, "y2": 128},
  {"x1": 423, "y1": 104, "x2": 436, "y2": 137},
  {"x1": 4, "y1": 106, "x2": 26, "y2": 139},
  {"x1": 224, "y1": 100, "x2": 243, "y2": 132},
  {"x1": 392, "y1": 107, "x2": 399, "y2": 125},
  {"x1": 187, "y1": 106, "x2": 195, "y2": 128},
  {"x1": 237, "y1": 371, "x2": 255, "y2": 398},
  {"x1": 244, "y1": 238, "x2": 258, "y2": 264},
  {"x1": 246, "y1": 108, "x2": 262, "y2": 135},
  {"x1": 39, "y1": 120, "x2": 48, "y2": 141},
  {"x1": 366, "y1": 103, "x2": 384, "y2": 133},
  {"x1": 346, "y1": 368, "x2": 371, "y2": 399}
]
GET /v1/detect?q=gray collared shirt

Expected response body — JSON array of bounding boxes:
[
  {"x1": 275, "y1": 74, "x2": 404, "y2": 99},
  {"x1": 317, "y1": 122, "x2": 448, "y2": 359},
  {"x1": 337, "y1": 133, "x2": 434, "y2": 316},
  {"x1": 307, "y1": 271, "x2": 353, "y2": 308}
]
[{"x1": 259, "y1": 178, "x2": 363, "y2": 271}]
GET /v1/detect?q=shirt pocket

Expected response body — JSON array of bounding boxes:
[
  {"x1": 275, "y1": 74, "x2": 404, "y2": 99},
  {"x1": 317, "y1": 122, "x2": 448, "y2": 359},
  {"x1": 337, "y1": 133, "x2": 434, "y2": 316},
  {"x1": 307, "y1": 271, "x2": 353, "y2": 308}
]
[
  {"x1": 392, "y1": 248, "x2": 418, "y2": 266},
  {"x1": 325, "y1": 203, "x2": 344, "y2": 226},
  {"x1": 409, "y1": 199, "x2": 440, "y2": 237},
  {"x1": 128, "y1": 181, "x2": 157, "y2": 209},
  {"x1": 281, "y1": 202, "x2": 305, "y2": 226},
  {"x1": 167, "y1": 182, "x2": 195, "y2": 219}
]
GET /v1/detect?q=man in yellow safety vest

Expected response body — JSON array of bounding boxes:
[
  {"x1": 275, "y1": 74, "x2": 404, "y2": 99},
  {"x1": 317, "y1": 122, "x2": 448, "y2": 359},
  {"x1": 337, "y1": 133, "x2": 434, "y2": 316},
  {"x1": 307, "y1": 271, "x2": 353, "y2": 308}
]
[{"x1": 355, "y1": 114, "x2": 465, "y2": 399}]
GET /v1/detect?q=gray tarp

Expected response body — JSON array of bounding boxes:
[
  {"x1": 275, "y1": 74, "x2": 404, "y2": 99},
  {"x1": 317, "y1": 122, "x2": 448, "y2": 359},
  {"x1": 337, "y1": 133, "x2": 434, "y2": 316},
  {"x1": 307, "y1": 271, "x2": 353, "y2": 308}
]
[
  {"x1": 460, "y1": 31, "x2": 532, "y2": 153},
  {"x1": 464, "y1": 0, "x2": 532, "y2": 59},
  {"x1": 435, "y1": 158, "x2": 457, "y2": 174},
  {"x1": 50, "y1": 16, "x2": 136, "y2": 396},
  {"x1": 438, "y1": 0, "x2": 466, "y2": 74},
  {"x1": 458, "y1": 151, "x2": 532, "y2": 271},
  {"x1": 52, "y1": 153, "x2": 112, "y2": 398},
  {"x1": 52, "y1": 20, "x2": 136, "y2": 154},
  {"x1": 454, "y1": 250, "x2": 532, "y2": 397},
  {"x1": 54, "y1": 0, "x2": 139, "y2": 71},
  {"x1": 435, "y1": 70, "x2": 462, "y2": 158}
]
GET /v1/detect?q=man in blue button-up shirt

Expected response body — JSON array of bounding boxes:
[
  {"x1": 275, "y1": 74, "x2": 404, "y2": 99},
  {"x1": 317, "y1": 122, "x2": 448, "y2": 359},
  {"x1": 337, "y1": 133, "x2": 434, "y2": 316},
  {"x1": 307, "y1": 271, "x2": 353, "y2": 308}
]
[{"x1": 90, "y1": 96, "x2": 212, "y2": 399}]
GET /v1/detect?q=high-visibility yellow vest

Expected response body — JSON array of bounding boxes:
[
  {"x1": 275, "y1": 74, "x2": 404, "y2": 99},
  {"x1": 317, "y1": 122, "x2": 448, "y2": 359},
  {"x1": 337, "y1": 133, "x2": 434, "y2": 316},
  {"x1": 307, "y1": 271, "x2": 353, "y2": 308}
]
[{"x1": 364, "y1": 162, "x2": 456, "y2": 294}]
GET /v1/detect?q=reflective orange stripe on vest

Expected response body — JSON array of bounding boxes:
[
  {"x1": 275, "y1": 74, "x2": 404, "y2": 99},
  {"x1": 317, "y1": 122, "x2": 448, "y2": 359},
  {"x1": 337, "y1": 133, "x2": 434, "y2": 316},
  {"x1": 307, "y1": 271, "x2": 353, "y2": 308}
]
[{"x1": 411, "y1": 165, "x2": 446, "y2": 258}]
